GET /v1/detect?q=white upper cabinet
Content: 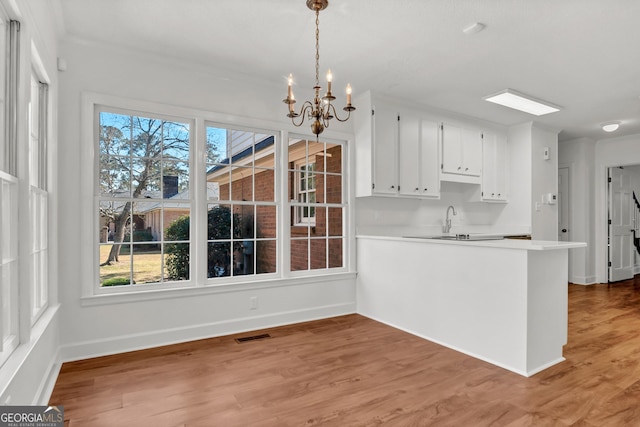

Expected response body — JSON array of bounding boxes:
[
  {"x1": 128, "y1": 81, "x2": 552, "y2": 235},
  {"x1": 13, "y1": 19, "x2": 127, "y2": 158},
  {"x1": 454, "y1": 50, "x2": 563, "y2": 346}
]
[
  {"x1": 354, "y1": 91, "x2": 440, "y2": 198},
  {"x1": 399, "y1": 115, "x2": 439, "y2": 198},
  {"x1": 441, "y1": 123, "x2": 482, "y2": 182},
  {"x1": 372, "y1": 104, "x2": 399, "y2": 195},
  {"x1": 481, "y1": 130, "x2": 508, "y2": 202}
]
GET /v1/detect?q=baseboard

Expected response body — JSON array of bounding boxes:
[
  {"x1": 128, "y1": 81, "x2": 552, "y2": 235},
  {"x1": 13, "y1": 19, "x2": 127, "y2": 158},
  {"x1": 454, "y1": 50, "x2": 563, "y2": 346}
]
[
  {"x1": 33, "y1": 353, "x2": 61, "y2": 405},
  {"x1": 59, "y1": 302, "x2": 356, "y2": 363},
  {"x1": 570, "y1": 275, "x2": 597, "y2": 285}
]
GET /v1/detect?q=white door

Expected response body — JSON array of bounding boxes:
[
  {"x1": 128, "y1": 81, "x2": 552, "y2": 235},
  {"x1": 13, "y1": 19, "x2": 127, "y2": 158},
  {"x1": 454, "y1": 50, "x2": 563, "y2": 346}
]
[
  {"x1": 609, "y1": 167, "x2": 634, "y2": 282},
  {"x1": 558, "y1": 167, "x2": 569, "y2": 242}
]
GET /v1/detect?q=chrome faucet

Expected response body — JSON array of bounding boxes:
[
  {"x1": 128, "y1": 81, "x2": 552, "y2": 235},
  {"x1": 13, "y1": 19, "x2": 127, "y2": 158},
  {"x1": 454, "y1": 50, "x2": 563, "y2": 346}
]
[{"x1": 443, "y1": 205, "x2": 457, "y2": 233}]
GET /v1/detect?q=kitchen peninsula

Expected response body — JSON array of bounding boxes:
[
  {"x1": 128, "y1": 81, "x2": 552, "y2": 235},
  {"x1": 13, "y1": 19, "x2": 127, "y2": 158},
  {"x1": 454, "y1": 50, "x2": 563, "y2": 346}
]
[{"x1": 356, "y1": 235, "x2": 586, "y2": 377}]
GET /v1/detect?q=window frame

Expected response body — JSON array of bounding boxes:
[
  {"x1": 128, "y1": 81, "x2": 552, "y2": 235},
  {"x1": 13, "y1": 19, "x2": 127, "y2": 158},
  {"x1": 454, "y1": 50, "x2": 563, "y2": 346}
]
[
  {"x1": 81, "y1": 93, "x2": 354, "y2": 303},
  {"x1": 293, "y1": 160, "x2": 316, "y2": 226}
]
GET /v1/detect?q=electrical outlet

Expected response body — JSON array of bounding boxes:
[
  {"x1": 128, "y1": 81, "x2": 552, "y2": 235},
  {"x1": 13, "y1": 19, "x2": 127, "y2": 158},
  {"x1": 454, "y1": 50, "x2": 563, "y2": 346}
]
[{"x1": 249, "y1": 296, "x2": 258, "y2": 310}]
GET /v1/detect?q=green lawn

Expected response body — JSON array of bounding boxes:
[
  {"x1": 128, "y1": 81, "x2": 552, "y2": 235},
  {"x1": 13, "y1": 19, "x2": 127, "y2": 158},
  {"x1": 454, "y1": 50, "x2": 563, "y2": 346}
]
[{"x1": 99, "y1": 244, "x2": 166, "y2": 285}]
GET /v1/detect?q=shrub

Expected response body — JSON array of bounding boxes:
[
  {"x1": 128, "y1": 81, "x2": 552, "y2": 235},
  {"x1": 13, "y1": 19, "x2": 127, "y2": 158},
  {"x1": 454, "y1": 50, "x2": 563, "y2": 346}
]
[{"x1": 102, "y1": 277, "x2": 132, "y2": 287}]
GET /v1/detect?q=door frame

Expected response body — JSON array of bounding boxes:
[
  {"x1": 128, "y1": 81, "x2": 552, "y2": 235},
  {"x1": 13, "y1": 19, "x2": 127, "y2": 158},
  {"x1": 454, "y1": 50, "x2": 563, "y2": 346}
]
[
  {"x1": 558, "y1": 164, "x2": 571, "y2": 280},
  {"x1": 607, "y1": 166, "x2": 635, "y2": 282}
]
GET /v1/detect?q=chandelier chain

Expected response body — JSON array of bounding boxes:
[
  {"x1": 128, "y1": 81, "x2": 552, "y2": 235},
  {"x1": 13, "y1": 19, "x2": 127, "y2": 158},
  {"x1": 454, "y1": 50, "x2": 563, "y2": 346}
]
[{"x1": 315, "y1": 10, "x2": 320, "y2": 87}]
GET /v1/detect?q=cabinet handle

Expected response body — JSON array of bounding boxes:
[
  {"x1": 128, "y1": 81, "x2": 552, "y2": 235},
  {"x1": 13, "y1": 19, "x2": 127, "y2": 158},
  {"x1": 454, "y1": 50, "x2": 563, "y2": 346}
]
[
  {"x1": 415, "y1": 187, "x2": 419, "y2": 191},
  {"x1": 390, "y1": 185, "x2": 395, "y2": 189},
  {"x1": 465, "y1": 167, "x2": 469, "y2": 171},
  {"x1": 457, "y1": 166, "x2": 462, "y2": 171},
  {"x1": 498, "y1": 193, "x2": 501, "y2": 196},
  {"x1": 424, "y1": 188, "x2": 428, "y2": 192},
  {"x1": 492, "y1": 193, "x2": 495, "y2": 196}
]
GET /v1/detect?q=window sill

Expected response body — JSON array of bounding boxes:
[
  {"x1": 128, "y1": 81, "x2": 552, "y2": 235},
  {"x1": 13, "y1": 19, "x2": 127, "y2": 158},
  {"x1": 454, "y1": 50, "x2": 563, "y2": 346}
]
[{"x1": 80, "y1": 271, "x2": 356, "y2": 307}]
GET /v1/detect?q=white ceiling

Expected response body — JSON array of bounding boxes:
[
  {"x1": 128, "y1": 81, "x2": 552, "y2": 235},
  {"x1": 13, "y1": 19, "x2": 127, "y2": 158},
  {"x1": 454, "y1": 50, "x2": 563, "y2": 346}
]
[{"x1": 55, "y1": 0, "x2": 640, "y2": 142}]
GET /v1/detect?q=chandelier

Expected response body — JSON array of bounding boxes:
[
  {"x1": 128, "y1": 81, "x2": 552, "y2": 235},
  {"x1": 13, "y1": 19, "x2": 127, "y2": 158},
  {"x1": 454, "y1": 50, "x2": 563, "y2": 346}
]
[{"x1": 283, "y1": 0, "x2": 355, "y2": 137}]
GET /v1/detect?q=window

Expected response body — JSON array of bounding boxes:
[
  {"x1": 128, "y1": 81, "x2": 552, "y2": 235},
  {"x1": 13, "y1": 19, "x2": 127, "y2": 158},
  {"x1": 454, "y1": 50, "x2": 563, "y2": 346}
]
[
  {"x1": 0, "y1": 173, "x2": 18, "y2": 365},
  {"x1": 29, "y1": 69, "x2": 49, "y2": 322},
  {"x1": 90, "y1": 97, "x2": 349, "y2": 295},
  {"x1": 205, "y1": 125, "x2": 277, "y2": 278},
  {"x1": 97, "y1": 109, "x2": 191, "y2": 287},
  {"x1": 0, "y1": 16, "x2": 19, "y2": 366},
  {"x1": 289, "y1": 137, "x2": 345, "y2": 272},
  {"x1": 294, "y1": 161, "x2": 316, "y2": 225}
]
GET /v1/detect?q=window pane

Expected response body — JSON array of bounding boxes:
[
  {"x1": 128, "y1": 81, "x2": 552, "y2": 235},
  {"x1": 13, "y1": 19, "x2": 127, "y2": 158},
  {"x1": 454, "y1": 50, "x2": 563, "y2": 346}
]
[
  {"x1": 328, "y1": 207, "x2": 343, "y2": 237},
  {"x1": 328, "y1": 238, "x2": 344, "y2": 268},
  {"x1": 208, "y1": 242, "x2": 231, "y2": 278},
  {"x1": 132, "y1": 244, "x2": 163, "y2": 284},
  {"x1": 162, "y1": 121, "x2": 190, "y2": 161},
  {"x1": 99, "y1": 243, "x2": 132, "y2": 286},
  {"x1": 132, "y1": 201, "x2": 161, "y2": 243},
  {"x1": 290, "y1": 239, "x2": 308, "y2": 272},
  {"x1": 234, "y1": 241, "x2": 254, "y2": 275},
  {"x1": 256, "y1": 240, "x2": 277, "y2": 274},
  {"x1": 208, "y1": 204, "x2": 232, "y2": 240},
  {"x1": 235, "y1": 205, "x2": 255, "y2": 239},
  {"x1": 99, "y1": 113, "x2": 131, "y2": 157},
  {"x1": 254, "y1": 168, "x2": 274, "y2": 202},
  {"x1": 166, "y1": 242, "x2": 189, "y2": 281},
  {"x1": 162, "y1": 160, "x2": 189, "y2": 196},
  {"x1": 230, "y1": 166, "x2": 253, "y2": 201},
  {"x1": 208, "y1": 167, "x2": 231, "y2": 201},
  {"x1": 256, "y1": 206, "x2": 276, "y2": 238},
  {"x1": 325, "y1": 174, "x2": 342, "y2": 204},
  {"x1": 163, "y1": 204, "x2": 190, "y2": 241},
  {"x1": 132, "y1": 158, "x2": 161, "y2": 198},
  {"x1": 100, "y1": 155, "x2": 131, "y2": 197},
  {"x1": 310, "y1": 238, "x2": 327, "y2": 270},
  {"x1": 207, "y1": 126, "x2": 228, "y2": 162}
]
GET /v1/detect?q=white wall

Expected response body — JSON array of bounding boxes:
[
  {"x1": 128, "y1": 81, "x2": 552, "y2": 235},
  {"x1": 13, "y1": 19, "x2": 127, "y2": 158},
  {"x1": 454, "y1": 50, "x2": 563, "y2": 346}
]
[
  {"x1": 593, "y1": 134, "x2": 640, "y2": 282},
  {"x1": 57, "y1": 39, "x2": 356, "y2": 361},
  {"x1": 530, "y1": 124, "x2": 559, "y2": 240},
  {"x1": 0, "y1": 0, "x2": 61, "y2": 405}
]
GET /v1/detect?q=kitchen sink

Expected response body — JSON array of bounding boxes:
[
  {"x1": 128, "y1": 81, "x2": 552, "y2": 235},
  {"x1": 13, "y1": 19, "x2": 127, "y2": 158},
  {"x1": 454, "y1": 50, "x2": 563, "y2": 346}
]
[{"x1": 404, "y1": 233, "x2": 505, "y2": 241}]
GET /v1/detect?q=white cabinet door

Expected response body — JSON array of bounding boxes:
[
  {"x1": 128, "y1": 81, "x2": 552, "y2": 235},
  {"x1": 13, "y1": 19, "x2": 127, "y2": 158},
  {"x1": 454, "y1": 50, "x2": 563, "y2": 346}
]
[
  {"x1": 420, "y1": 120, "x2": 440, "y2": 197},
  {"x1": 441, "y1": 123, "x2": 464, "y2": 175},
  {"x1": 481, "y1": 131, "x2": 508, "y2": 202},
  {"x1": 463, "y1": 128, "x2": 482, "y2": 177},
  {"x1": 372, "y1": 105, "x2": 398, "y2": 194},
  {"x1": 493, "y1": 133, "x2": 508, "y2": 200},
  {"x1": 442, "y1": 123, "x2": 482, "y2": 177},
  {"x1": 398, "y1": 113, "x2": 421, "y2": 196}
]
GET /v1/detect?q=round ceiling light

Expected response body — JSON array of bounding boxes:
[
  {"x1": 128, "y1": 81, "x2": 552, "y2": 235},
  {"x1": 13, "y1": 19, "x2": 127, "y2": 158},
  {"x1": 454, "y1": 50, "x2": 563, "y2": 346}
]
[{"x1": 602, "y1": 121, "x2": 621, "y2": 132}]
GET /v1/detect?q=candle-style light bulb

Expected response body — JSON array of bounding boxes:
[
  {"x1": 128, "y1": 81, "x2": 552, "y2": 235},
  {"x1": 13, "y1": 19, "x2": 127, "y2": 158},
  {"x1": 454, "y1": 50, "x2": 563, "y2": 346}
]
[
  {"x1": 287, "y1": 73, "x2": 293, "y2": 100},
  {"x1": 346, "y1": 83, "x2": 352, "y2": 105},
  {"x1": 326, "y1": 69, "x2": 333, "y2": 93}
]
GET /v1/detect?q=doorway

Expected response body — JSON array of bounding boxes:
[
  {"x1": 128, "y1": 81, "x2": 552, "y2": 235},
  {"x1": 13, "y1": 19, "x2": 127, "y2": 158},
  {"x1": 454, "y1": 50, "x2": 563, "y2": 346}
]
[{"x1": 607, "y1": 166, "x2": 637, "y2": 282}]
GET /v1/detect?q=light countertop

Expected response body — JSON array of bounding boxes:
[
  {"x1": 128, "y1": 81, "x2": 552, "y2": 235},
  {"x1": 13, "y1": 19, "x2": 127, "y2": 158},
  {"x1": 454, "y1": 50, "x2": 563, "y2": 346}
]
[{"x1": 357, "y1": 234, "x2": 587, "y2": 251}]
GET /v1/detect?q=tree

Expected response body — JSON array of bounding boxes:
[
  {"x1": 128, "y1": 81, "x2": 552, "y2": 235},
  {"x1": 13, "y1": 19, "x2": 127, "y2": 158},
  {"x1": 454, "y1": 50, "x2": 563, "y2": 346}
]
[{"x1": 99, "y1": 114, "x2": 189, "y2": 265}]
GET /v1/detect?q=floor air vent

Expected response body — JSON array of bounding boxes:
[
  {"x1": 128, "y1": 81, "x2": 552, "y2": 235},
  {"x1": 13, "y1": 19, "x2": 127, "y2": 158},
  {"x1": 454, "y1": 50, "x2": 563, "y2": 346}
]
[{"x1": 235, "y1": 333, "x2": 271, "y2": 343}]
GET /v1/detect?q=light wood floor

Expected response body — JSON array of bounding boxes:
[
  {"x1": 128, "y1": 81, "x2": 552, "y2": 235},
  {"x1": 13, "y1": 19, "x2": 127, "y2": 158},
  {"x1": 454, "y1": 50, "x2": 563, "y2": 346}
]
[{"x1": 50, "y1": 280, "x2": 640, "y2": 426}]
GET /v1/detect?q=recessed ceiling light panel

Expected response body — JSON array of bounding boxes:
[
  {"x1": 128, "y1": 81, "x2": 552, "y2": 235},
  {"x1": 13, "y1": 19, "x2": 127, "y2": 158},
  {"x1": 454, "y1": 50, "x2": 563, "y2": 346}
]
[{"x1": 483, "y1": 89, "x2": 561, "y2": 116}]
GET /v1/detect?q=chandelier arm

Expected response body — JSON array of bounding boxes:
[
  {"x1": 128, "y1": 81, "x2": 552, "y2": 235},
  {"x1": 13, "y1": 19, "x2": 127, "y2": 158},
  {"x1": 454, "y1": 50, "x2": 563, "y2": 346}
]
[
  {"x1": 327, "y1": 103, "x2": 353, "y2": 123},
  {"x1": 289, "y1": 101, "x2": 315, "y2": 127}
]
